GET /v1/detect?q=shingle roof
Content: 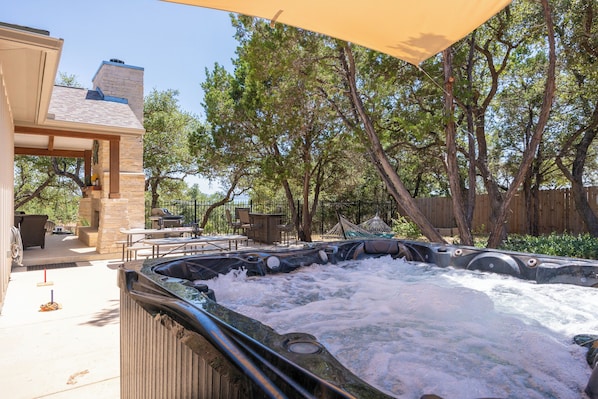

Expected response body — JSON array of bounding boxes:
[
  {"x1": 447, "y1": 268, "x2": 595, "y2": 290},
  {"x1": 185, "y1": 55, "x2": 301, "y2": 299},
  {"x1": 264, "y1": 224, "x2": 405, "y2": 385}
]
[{"x1": 48, "y1": 85, "x2": 143, "y2": 130}]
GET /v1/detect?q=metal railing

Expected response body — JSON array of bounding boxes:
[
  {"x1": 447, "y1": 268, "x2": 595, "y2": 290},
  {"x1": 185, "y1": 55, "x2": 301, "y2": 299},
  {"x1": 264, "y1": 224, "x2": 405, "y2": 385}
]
[{"x1": 145, "y1": 200, "x2": 398, "y2": 236}]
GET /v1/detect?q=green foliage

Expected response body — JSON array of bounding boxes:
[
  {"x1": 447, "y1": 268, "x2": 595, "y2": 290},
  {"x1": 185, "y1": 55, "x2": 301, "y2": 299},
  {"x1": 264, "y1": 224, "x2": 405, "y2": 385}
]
[
  {"x1": 143, "y1": 89, "x2": 200, "y2": 205},
  {"x1": 500, "y1": 233, "x2": 598, "y2": 260},
  {"x1": 56, "y1": 71, "x2": 83, "y2": 88},
  {"x1": 193, "y1": 64, "x2": 257, "y2": 192},
  {"x1": 14, "y1": 155, "x2": 84, "y2": 224},
  {"x1": 183, "y1": 184, "x2": 216, "y2": 201},
  {"x1": 78, "y1": 217, "x2": 90, "y2": 227},
  {"x1": 14, "y1": 2, "x2": 598, "y2": 244},
  {"x1": 201, "y1": 17, "x2": 369, "y2": 239},
  {"x1": 391, "y1": 216, "x2": 422, "y2": 239}
]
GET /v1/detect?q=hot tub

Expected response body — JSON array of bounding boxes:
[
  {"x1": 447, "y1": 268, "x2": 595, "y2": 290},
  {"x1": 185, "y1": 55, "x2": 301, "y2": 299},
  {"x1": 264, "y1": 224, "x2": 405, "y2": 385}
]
[{"x1": 119, "y1": 239, "x2": 598, "y2": 398}]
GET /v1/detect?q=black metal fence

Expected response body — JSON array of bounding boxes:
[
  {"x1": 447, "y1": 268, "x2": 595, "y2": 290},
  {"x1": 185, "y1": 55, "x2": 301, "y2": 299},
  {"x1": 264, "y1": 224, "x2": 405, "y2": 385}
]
[{"x1": 145, "y1": 199, "x2": 399, "y2": 236}]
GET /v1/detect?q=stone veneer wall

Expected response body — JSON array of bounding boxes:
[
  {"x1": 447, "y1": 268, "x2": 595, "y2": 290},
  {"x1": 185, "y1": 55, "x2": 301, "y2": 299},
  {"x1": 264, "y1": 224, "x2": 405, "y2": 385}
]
[
  {"x1": 92, "y1": 60, "x2": 144, "y2": 122},
  {"x1": 87, "y1": 135, "x2": 145, "y2": 254},
  {"x1": 77, "y1": 60, "x2": 145, "y2": 254}
]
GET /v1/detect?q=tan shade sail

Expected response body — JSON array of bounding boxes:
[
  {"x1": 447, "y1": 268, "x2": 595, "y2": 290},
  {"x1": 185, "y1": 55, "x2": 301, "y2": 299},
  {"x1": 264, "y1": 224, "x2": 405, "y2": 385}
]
[{"x1": 164, "y1": 0, "x2": 511, "y2": 65}]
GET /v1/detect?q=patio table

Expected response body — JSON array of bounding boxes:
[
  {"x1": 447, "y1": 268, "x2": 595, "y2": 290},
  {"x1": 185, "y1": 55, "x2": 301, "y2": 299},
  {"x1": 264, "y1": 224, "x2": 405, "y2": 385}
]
[{"x1": 248, "y1": 213, "x2": 284, "y2": 244}]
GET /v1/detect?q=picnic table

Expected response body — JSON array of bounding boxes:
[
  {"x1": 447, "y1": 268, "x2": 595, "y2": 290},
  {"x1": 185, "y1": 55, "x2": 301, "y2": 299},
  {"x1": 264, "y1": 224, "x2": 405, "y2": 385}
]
[
  {"x1": 119, "y1": 227, "x2": 196, "y2": 261},
  {"x1": 140, "y1": 235, "x2": 248, "y2": 259}
]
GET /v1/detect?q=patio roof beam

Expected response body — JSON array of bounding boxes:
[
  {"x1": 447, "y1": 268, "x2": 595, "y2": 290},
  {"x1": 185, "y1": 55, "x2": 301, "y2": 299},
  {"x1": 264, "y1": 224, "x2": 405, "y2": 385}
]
[
  {"x1": 14, "y1": 125, "x2": 122, "y2": 198},
  {"x1": 14, "y1": 147, "x2": 86, "y2": 158},
  {"x1": 14, "y1": 125, "x2": 120, "y2": 141}
]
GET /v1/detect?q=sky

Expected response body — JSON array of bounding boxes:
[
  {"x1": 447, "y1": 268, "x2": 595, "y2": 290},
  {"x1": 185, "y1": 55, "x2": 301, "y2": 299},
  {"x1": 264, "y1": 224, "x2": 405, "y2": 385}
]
[
  {"x1": 5, "y1": 0, "x2": 239, "y2": 193},
  {"x1": 5, "y1": 0, "x2": 238, "y2": 115}
]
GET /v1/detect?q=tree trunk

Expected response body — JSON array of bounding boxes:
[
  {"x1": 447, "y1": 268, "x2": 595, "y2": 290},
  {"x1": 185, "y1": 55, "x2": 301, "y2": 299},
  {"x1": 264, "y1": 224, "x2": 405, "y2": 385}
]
[
  {"x1": 150, "y1": 179, "x2": 160, "y2": 210},
  {"x1": 487, "y1": 0, "x2": 556, "y2": 248},
  {"x1": 465, "y1": 33, "x2": 477, "y2": 227},
  {"x1": 299, "y1": 167, "x2": 313, "y2": 242},
  {"x1": 570, "y1": 125, "x2": 598, "y2": 235},
  {"x1": 198, "y1": 179, "x2": 240, "y2": 229},
  {"x1": 342, "y1": 44, "x2": 445, "y2": 243},
  {"x1": 443, "y1": 48, "x2": 474, "y2": 245},
  {"x1": 281, "y1": 179, "x2": 299, "y2": 237},
  {"x1": 556, "y1": 100, "x2": 598, "y2": 236},
  {"x1": 523, "y1": 145, "x2": 542, "y2": 236}
]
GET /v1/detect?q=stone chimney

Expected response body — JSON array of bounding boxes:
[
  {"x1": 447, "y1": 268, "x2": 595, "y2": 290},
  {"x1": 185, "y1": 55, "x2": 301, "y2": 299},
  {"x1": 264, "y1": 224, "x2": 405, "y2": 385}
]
[{"x1": 92, "y1": 58, "x2": 144, "y2": 123}]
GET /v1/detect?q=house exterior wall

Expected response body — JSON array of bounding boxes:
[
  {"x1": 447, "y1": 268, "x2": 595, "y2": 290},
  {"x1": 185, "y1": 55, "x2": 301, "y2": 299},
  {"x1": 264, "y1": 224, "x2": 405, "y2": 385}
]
[{"x1": 0, "y1": 64, "x2": 15, "y2": 310}]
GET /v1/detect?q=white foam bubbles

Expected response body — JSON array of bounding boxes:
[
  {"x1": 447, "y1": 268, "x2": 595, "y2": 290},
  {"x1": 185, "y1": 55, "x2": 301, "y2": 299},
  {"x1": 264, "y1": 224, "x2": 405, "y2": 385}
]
[{"x1": 196, "y1": 256, "x2": 597, "y2": 398}]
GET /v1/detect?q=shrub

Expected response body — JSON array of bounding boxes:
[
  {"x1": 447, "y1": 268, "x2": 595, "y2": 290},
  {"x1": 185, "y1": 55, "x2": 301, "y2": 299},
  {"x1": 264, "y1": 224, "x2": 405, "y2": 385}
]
[
  {"x1": 392, "y1": 216, "x2": 421, "y2": 239},
  {"x1": 499, "y1": 233, "x2": 598, "y2": 260}
]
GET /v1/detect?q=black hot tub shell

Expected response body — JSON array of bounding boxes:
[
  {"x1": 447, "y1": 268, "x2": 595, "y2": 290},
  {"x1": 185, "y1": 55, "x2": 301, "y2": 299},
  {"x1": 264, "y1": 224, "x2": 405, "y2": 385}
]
[{"x1": 119, "y1": 239, "x2": 598, "y2": 399}]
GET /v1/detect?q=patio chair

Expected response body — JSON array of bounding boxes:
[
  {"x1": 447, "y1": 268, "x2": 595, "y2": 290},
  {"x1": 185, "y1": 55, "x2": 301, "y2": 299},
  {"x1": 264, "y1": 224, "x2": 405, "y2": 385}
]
[
  {"x1": 234, "y1": 207, "x2": 250, "y2": 220},
  {"x1": 15, "y1": 214, "x2": 49, "y2": 249},
  {"x1": 237, "y1": 209, "x2": 260, "y2": 238},
  {"x1": 225, "y1": 209, "x2": 242, "y2": 233}
]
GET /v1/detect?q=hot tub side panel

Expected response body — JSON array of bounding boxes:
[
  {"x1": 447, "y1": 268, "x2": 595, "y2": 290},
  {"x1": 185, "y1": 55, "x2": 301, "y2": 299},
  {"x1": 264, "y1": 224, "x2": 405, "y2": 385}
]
[{"x1": 120, "y1": 290, "x2": 253, "y2": 399}]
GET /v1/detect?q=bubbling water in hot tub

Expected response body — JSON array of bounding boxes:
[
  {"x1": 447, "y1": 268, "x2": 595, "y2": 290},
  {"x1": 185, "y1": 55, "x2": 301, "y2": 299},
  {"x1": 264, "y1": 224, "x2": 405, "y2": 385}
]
[{"x1": 194, "y1": 256, "x2": 597, "y2": 399}]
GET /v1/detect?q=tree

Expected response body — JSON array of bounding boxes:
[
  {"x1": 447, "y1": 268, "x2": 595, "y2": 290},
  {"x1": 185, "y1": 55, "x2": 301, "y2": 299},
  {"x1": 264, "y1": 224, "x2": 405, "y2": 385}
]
[
  {"x1": 55, "y1": 72, "x2": 83, "y2": 88},
  {"x1": 14, "y1": 156, "x2": 83, "y2": 223},
  {"x1": 199, "y1": 17, "x2": 356, "y2": 241},
  {"x1": 192, "y1": 2, "x2": 580, "y2": 246},
  {"x1": 335, "y1": 43, "x2": 445, "y2": 243},
  {"x1": 143, "y1": 89, "x2": 199, "y2": 208},
  {"x1": 190, "y1": 64, "x2": 259, "y2": 229},
  {"x1": 443, "y1": 47, "x2": 474, "y2": 245},
  {"x1": 554, "y1": 0, "x2": 598, "y2": 236},
  {"x1": 14, "y1": 72, "x2": 87, "y2": 219},
  {"x1": 482, "y1": 0, "x2": 556, "y2": 247}
]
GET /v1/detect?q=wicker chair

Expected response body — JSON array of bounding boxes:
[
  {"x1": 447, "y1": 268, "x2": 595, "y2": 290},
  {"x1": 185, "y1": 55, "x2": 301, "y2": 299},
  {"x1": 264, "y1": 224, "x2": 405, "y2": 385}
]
[
  {"x1": 237, "y1": 209, "x2": 259, "y2": 238},
  {"x1": 14, "y1": 214, "x2": 49, "y2": 249},
  {"x1": 225, "y1": 209, "x2": 242, "y2": 233}
]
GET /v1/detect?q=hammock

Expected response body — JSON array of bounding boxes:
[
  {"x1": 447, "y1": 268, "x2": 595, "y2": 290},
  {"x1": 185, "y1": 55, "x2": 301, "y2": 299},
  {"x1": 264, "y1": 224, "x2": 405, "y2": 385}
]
[
  {"x1": 324, "y1": 214, "x2": 394, "y2": 239},
  {"x1": 359, "y1": 214, "x2": 393, "y2": 235}
]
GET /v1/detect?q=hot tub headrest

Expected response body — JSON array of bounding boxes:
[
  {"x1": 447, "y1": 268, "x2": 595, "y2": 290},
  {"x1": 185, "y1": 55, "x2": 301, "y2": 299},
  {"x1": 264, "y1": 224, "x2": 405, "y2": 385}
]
[
  {"x1": 154, "y1": 256, "x2": 268, "y2": 281},
  {"x1": 363, "y1": 240, "x2": 400, "y2": 254},
  {"x1": 350, "y1": 240, "x2": 413, "y2": 261}
]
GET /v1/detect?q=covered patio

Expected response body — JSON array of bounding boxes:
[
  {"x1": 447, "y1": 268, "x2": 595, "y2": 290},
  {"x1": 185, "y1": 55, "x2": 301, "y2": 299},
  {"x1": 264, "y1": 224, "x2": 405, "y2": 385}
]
[
  {"x1": 15, "y1": 233, "x2": 122, "y2": 268},
  {"x1": 0, "y1": 22, "x2": 146, "y2": 310}
]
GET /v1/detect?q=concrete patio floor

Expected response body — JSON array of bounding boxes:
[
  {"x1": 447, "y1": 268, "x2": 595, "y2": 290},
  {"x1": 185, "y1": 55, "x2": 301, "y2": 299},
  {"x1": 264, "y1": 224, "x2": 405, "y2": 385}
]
[
  {"x1": 16, "y1": 233, "x2": 122, "y2": 268},
  {"x1": 1, "y1": 232, "x2": 303, "y2": 398},
  {"x1": 0, "y1": 259, "x2": 121, "y2": 398}
]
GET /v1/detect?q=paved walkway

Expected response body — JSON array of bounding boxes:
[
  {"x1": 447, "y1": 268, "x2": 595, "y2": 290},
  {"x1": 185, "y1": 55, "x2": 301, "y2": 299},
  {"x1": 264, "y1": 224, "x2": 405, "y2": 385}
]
[{"x1": 0, "y1": 260, "x2": 121, "y2": 398}]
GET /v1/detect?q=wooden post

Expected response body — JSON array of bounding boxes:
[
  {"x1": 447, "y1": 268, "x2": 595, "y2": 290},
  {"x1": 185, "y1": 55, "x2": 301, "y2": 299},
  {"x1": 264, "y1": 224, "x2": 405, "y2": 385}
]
[{"x1": 109, "y1": 138, "x2": 121, "y2": 198}]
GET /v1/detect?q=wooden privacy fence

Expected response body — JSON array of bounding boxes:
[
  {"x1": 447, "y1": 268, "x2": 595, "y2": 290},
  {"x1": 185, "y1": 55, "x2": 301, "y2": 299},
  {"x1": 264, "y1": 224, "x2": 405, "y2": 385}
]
[{"x1": 413, "y1": 187, "x2": 598, "y2": 235}]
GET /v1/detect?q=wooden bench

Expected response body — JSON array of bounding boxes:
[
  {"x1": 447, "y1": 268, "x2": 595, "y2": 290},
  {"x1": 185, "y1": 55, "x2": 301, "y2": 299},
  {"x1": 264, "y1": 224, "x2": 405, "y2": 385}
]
[{"x1": 125, "y1": 245, "x2": 154, "y2": 260}]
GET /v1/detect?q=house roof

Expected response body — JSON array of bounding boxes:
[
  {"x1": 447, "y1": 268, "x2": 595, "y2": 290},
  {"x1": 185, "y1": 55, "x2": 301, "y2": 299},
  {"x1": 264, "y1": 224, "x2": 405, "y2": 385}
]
[
  {"x1": 1, "y1": 22, "x2": 144, "y2": 154},
  {"x1": 0, "y1": 22, "x2": 62, "y2": 126},
  {"x1": 49, "y1": 86, "x2": 143, "y2": 131}
]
